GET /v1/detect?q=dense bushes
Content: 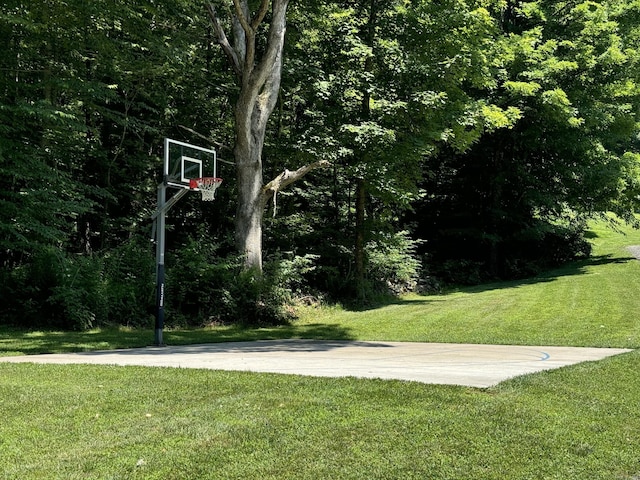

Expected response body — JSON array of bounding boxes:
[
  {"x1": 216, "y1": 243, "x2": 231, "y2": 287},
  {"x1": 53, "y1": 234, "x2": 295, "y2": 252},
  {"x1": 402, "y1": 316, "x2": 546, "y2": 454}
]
[
  {"x1": 164, "y1": 237, "x2": 306, "y2": 327},
  {"x1": 0, "y1": 235, "x2": 319, "y2": 329},
  {"x1": 0, "y1": 228, "x2": 428, "y2": 329},
  {"x1": 2, "y1": 0, "x2": 636, "y2": 331},
  {"x1": 421, "y1": 221, "x2": 592, "y2": 286},
  {"x1": 365, "y1": 231, "x2": 422, "y2": 295},
  {"x1": 0, "y1": 240, "x2": 155, "y2": 330},
  {"x1": 0, "y1": 218, "x2": 596, "y2": 330}
]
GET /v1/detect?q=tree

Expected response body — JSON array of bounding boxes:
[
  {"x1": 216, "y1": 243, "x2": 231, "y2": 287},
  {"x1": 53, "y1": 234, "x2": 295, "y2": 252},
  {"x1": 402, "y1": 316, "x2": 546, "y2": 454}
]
[
  {"x1": 0, "y1": 0, "x2": 94, "y2": 264},
  {"x1": 412, "y1": 0, "x2": 640, "y2": 282},
  {"x1": 266, "y1": 0, "x2": 508, "y2": 298},
  {"x1": 206, "y1": 0, "x2": 328, "y2": 273},
  {"x1": 0, "y1": 0, "x2": 232, "y2": 327}
]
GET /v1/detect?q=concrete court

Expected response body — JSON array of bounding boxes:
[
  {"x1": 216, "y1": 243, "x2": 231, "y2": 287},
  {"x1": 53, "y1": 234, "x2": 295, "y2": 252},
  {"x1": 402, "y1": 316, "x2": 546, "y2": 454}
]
[{"x1": 0, "y1": 340, "x2": 633, "y2": 388}]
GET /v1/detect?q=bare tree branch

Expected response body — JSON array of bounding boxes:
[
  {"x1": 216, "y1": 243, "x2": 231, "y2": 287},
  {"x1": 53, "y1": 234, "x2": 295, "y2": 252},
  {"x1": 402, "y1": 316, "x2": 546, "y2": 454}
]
[
  {"x1": 232, "y1": 0, "x2": 253, "y2": 35},
  {"x1": 207, "y1": 0, "x2": 293, "y2": 270},
  {"x1": 206, "y1": 3, "x2": 242, "y2": 78},
  {"x1": 177, "y1": 125, "x2": 233, "y2": 155},
  {"x1": 246, "y1": 0, "x2": 288, "y2": 101},
  {"x1": 232, "y1": 0, "x2": 257, "y2": 78},
  {"x1": 262, "y1": 159, "x2": 331, "y2": 216},
  {"x1": 251, "y1": 0, "x2": 270, "y2": 30},
  {"x1": 231, "y1": 13, "x2": 246, "y2": 67}
]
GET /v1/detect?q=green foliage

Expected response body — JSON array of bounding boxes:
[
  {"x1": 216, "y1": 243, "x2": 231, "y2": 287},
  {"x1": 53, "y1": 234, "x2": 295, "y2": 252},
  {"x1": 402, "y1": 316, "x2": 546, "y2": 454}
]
[
  {"x1": 1, "y1": 219, "x2": 639, "y2": 351},
  {"x1": 0, "y1": 238, "x2": 155, "y2": 330},
  {"x1": 1, "y1": 0, "x2": 639, "y2": 325},
  {"x1": 99, "y1": 238, "x2": 157, "y2": 327},
  {"x1": 415, "y1": 190, "x2": 594, "y2": 285},
  {"x1": 410, "y1": 0, "x2": 640, "y2": 286},
  {"x1": 272, "y1": 0, "x2": 513, "y2": 301},
  {"x1": 3, "y1": 221, "x2": 640, "y2": 480},
  {"x1": 264, "y1": 208, "x2": 423, "y2": 303},
  {"x1": 365, "y1": 231, "x2": 422, "y2": 295},
  {"x1": 48, "y1": 254, "x2": 108, "y2": 331},
  {"x1": 166, "y1": 235, "x2": 317, "y2": 327}
]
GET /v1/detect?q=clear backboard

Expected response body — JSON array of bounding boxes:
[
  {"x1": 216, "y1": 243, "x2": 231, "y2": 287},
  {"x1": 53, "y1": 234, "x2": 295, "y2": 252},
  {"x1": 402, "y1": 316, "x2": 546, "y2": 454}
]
[{"x1": 164, "y1": 138, "x2": 217, "y2": 189}]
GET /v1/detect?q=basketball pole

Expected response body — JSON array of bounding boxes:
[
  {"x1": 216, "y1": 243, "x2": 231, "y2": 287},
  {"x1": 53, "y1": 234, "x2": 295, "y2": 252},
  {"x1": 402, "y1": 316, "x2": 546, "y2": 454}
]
[
  {"x1": 154, "y1": 180, "x2": 167, "y2": 347},
  {"x1": 153, "y1": 137, "x2": 219, "y2": 347},
  {"x1": 152, "y1": 181, "x2": 190, "y2": 347}
]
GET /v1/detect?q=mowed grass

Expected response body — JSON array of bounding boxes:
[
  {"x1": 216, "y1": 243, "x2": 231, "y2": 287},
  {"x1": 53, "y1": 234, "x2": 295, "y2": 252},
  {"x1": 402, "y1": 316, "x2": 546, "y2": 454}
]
[
  {"x1": 3, "y1": 222, "x2": 640, "y2": 356},
  {"x1": 1, "y1": 221, "x2": 640, "y2": 479},
  {"x1": 292, "y1": 222, "x2": 640, "y2": 348},
  {"x1": 1, "y1": 356, "x2": 639, "y2": 480}
]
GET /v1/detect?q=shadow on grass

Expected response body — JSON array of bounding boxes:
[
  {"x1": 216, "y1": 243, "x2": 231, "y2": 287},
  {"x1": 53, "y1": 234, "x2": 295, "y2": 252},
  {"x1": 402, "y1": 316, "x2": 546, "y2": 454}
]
[
  {"x1": 165, "y1": 322, "x2": 355, "y2": 345},
  {"x1": 0, "y1": 327, "x2": 149, "y2": 356},
  {"x1": 1, "y1": 254, "x2": 634, "y2": 355},
  {"x1": 454, "y1": 254, "x2": 635, "y2": 296},
  {"x1": 345, "y1": 253, "x2": 635, "y2": 312},
  {"x1": 0, "y1": 322, "x2": 356, "y2": 356},
  {"x1": 339, "y1": 296, "x2": 439, "y2": 313}
]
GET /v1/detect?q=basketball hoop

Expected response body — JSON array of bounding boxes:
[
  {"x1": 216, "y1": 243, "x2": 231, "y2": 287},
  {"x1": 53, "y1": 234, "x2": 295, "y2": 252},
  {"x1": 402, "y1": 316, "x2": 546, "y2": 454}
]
[{"x1": 189, "y1": 177, "x2": 222, "y2": 201}]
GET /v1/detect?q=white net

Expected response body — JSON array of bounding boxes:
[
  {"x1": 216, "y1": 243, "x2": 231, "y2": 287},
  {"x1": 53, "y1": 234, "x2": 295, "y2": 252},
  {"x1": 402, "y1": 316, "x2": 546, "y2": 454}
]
[{"x1": 191, "y1": 177, "x2": 222, "y2": 201}]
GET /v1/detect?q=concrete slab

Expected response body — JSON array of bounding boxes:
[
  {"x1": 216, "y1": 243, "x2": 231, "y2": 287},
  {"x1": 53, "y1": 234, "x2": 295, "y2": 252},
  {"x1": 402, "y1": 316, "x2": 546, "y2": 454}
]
[{"x1": 0, "y1": 340, "x2": 632, "y2": 388}]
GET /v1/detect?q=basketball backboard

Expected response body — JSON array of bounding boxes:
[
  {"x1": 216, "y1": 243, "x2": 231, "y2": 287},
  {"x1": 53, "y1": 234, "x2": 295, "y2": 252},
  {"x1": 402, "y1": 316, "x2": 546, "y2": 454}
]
[{"x1": 164, "y1": 138, "x2": 217, "y2": 189}]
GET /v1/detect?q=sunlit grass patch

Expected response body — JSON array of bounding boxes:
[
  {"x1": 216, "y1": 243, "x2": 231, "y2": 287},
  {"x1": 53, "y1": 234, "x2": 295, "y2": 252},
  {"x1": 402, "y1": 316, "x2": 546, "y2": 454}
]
[{"x1": 1, "y1": 350, "x2": 639, "y2": 479}]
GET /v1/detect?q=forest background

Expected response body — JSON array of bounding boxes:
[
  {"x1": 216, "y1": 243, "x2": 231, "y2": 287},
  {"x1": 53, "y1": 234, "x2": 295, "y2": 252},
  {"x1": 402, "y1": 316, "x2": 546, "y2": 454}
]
[{"x1": 1, "y1": 0, "x2": 639, "y2": 330}]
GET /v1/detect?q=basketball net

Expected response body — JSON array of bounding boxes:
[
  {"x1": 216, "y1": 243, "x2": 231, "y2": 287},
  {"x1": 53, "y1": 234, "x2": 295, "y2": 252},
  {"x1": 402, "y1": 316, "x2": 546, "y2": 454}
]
[{"x1": 189, "y1": 177, "x2": 223, "y2": 201}]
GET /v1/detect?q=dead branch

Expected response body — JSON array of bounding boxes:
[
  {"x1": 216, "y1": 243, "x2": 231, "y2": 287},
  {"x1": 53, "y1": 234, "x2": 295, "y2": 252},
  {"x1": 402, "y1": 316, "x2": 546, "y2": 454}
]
[{"x1": 262, "y1": 159, "x2": 331, "y2": 216}]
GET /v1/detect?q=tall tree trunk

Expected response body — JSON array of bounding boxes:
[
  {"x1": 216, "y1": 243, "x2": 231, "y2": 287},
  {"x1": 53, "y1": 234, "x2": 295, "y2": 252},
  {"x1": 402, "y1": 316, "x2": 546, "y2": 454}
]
[
  {"x1": 353, "y1": 0, "x2": 377, "y2": 300},
  {"x1": 234, "y1": 111, "x2": 266, "y2": 271},
  {"x1": 207, "y1": 0, "x2": 328, "y2": 273},
  {"x1": 354, "y1": 177, "x2": 367, "y2": 300},
  {"x1": 207, "y1": 0, "x2": 288, "y2": 273}
]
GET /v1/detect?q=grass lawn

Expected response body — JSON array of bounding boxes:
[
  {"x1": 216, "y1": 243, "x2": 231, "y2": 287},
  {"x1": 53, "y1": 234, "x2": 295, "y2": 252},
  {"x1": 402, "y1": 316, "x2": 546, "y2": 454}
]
[
  {"x1": 292, "y1": 221, "x2": 640, "y2": 348},
  {"x1": 1, "y1": 221, "x2": 639, "y2": 479}
]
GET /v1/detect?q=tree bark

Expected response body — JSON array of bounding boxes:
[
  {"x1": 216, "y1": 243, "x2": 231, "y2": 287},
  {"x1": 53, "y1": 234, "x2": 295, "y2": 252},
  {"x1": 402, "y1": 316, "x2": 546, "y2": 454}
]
[
  {"x1": 353, "y1": 0, "x2": 377, "y2": 300},
  {"x1": 206, "y1": 0, "x2": 288, "y2": 273},
  {"x1": 207, "y1": 0, "x2": 328, "y2": 273},
  {"x1": 354, "y1": 177, "x2": 367, "y2": 300}
]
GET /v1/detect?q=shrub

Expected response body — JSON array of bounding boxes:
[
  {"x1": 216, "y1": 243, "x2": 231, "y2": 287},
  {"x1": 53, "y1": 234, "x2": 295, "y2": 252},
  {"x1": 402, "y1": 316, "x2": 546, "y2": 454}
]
[
  {"x1": 165, "y1": 237, "x2": 314, "y2": 327},
  {"x1": 2, "y1": 247, "x2": 68, "y2": 327},
  {"x1": 0, "y1": 238, "x2": 156, "y2": 330},
  {"x1": 366, "y1": 231, "x2": 422, "y2": 295},
  {"x1": 49, "y1": 253, "x2": 107, "y2": 330},
  {"x1": 100, "y1": 238, "x2": 156, "y2": 327},
  {"x1": 423, "y1": 220, "x2": 593, "y2": 286}
]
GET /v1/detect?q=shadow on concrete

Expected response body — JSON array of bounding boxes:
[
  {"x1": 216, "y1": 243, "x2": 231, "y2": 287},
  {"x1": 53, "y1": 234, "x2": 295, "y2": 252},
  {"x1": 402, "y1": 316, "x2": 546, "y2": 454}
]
[
  {"x1": 80, "y1": 339, "x2": 393, "y2": 356},
  {"x1": 0, "y1": 323, "x2": 357, "y2": 357}
]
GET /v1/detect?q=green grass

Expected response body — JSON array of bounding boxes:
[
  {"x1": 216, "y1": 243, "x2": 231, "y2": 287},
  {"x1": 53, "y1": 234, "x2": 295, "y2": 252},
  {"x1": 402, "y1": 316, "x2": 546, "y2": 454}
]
[
  {"x1": 1, "y1": 355, "x2": 639, "y2": 479},
  {"x1": 291, "y1": 222, "x2": 640, "y2": 348},
  {"x1": 1, "y1": 221, "x2": 640, "y2": 479},
  {"x1": 3, "y1": 221, "x2": 640, "y2": 355},
  {"x1": 0, "y1": 322, "x2": 354, "y2": 357}
]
